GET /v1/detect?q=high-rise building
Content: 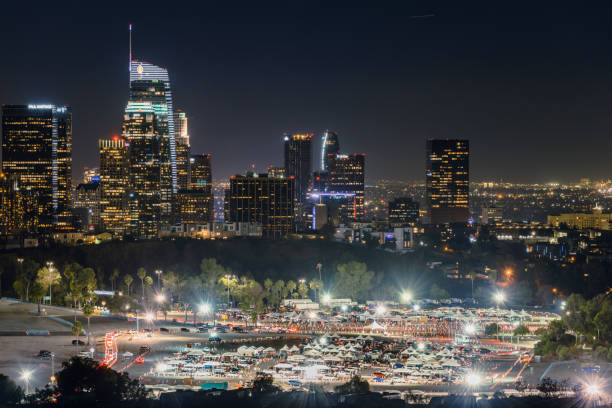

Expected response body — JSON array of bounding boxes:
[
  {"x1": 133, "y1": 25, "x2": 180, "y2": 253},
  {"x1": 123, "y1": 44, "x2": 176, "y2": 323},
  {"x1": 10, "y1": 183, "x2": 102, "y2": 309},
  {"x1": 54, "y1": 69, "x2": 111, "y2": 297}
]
[
  {"x1": 189, "y1": 154, "x2": 212, "y2": 192},
  {"x1": 174, "y1": 109, "x2": 191, "y2": 190},
  {"x1": 425, "y1": 139, "x2": 469, "y2": 225},
  {"x1": 174, "y1": 154, "x2": 213, "y2": 223},
  {"x1": 0, "y1": 172, "x2": 37, "y2": 236},
  {"x1": 388, "y1": 197, "x2": 419, "y2": 227},
  {"x1": 327, "y1": 154, "x2": 365, "y2": 221},
  {"x1": 227, "y1": 172, "x2": 294, "y2": 239},
  {"x1": 73, "y1": 182, "x2": 100, "y2": 231},
  {"x1": 130, "y1": 60, "x2": 177, "y2": 194},
  {"x1": 267, "y1": 166, "x2": 286, "y2": 179},
  {"x1": 1, "y1": 104, "x2": 73, "y2": 231},
  {"x1": 122, "y1": 102, "x2": 163, "y2": 238},
  {"x1": 320, "y1": 130, "x2": 340, "y2": 171},
  {"x1": 99, "y1": 137, "x2": 128, "y2": 235},
  {"x1": 83, "y1": 167, "x2": 100, "y2": 183},
  {"x1": 284, "y1": 133, "x2": 312, "y2": 212}
]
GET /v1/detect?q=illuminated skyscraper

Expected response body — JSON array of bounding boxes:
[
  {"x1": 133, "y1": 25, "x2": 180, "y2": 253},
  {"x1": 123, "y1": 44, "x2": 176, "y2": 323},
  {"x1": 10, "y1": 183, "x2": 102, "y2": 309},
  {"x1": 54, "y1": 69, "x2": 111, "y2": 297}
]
[
  {"x1": 174, "y1": 154, "x2": 213, "y2": 223},
  {"x1": 388, "y1": 197, "x2": 419, "y2": 227},
  {"x1": 130, "y1": 60, "x2": 177, "y2": 194},
  {"x1": 123, "y1": 102, "x2": 163, "y2": 238},
  {"x1": 320, "y1": 130, "x2": 340, "y2": 171},
  {"x1": 425, "y1": 139, "x2": 469, "y2": 225},
  {"x1": 0, "y1": 172, "x2": 37, "y2": 236},
  {"x1": 328, "y1": 153, "x2": 365, "y2": 221},
  {"x1": 99, "y1": 137, "x2": 129, "y2": 235},
  {"x1": 1, "y1": 104, "x2": 72, "y2": 231},
  {"x1": 284, "y1": 133, "x2": 312, "y2": 205},
  {"x1": 174, "y1": 109, "x2": 191, "y2": 190},
  {"x1": 73, "y1": 182, "x2": 100, "y2": 231},
  {"x1": 227, "y1": 172, "x2": 294, "y2": 239}
]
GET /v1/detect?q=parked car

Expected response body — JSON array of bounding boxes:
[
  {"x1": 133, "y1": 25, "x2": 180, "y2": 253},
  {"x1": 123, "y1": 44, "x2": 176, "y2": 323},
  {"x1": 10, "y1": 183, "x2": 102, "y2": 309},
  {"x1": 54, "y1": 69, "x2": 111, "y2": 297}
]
[{"x1": 71, "y1": 339, "x2": 85, "y2": 346}]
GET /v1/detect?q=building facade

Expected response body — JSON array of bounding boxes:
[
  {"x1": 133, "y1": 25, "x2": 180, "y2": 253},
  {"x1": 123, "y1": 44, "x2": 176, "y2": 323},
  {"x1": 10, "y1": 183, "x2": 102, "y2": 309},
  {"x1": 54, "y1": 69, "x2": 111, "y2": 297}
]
[
  {"x1": 99, "y1": 138, "x2": 129, "y2": 235},
  {"x1": 425, "y1": 139, "x2": 469, "y2": 225},
  {"x1": 327, "y1": 153, "x2": 365, "y2": 221},
  {"x1": 73, "y1": 182, "x2": 101, "y2": 231},
  {"x1": 227, "y1": 172, "x2": 294, "y2": 239},
  {"x1": 1, "y1": 104, "x2": 73, "y2": 231},
  {"x1": 174, "y1": 109, "x2": 191, "y2": 190},
  {"x1": 284, "y1": 133, "x2": 312, "y2": 222},
  {"x1": 388, "y1": 197, "x2": 420, "y2": 227},
  {"x1": 320, "y1": 130, "x2": 340, "y2": 171}
]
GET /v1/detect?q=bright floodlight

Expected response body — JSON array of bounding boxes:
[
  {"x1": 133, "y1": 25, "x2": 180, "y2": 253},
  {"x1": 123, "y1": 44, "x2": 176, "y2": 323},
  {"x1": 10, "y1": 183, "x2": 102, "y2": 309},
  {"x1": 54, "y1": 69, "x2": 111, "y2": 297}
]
[
  {"x1": 145, "y1": 312, "x2": 154, "y2": 321},
  {"x1": 322, "y1": 294, "x2": 331, "y2": 304},
  {"x1": 465, "y1": 373, "x2": 482, "y2": 387},
  {"x1": 20, "y1": 370, "x2": 32, "y2": 381},
  {"x1": 155, "y1": 294, "x2": 166, "y2": 303},
  {"x1": 199, "y1": 303, "x2": 211, "y2": 314},
  {"x1": 341, "y1": 305, "x2": 348, "y2": 312},
  {"x1": 494, "y1": 292, "x2": 505, "y2": 303},
  {"x1": 585, "y1": 384, "x2": 600, "y2": 396},
  {"x1": 417, "y1": 342, "x2": 425, "y2": 351},
  {"x1": 413, "y1": 304, "x2": 421, "y2": 311},
  {"x1": 401, "y1": 292, "x2": 412, "y2": 303},
  {"x1": 309, "y1": 311, "x2": 317, "y2": 319},
  {"x1": 376, "y1": 305, "x2": 386, "y2": 315},
  {"x1": 465, "y1": 324, "x2": 476, "y2": 335},
  {"x1": 320, "y1": 337, "x2": 327, "y2": 345}
]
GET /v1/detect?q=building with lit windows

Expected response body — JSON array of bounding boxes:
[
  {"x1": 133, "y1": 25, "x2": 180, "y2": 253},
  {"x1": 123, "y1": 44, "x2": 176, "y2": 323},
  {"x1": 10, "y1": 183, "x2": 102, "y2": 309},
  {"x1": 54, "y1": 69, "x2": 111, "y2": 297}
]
[
  {"x1": 320, "y1": 130, "x2": 340, "y2": 171},
  {"x1": 189, "y1": 154, "x2": 212, "y2": 192},
  {"x1": 174, "y1": 109, "x2": 190, "y2": 190},
  {"x1": 0, "y1": 172, "x2": 37, "y2": 236},
  {"x1": 284, "y1": 133, "x2": 312, "y2": 221},
  {"x1": 82, "y1": 167, "x2": 99, "y2": 183},
  {"x1": 227, "y1": 172, "x2": 294, "y2": 239},
  {"x1": 99, "y1": 138, "x2": 129, "y2": 235},
  {"x1": 73, "y1": 182, "x2": 100, "y2": 231},
  {"x1": 547, "y1": 208, "x2": 612, "y2": 230},
  {"x1": 122, "y1": 102, "x2": 164, "y2": 238},
  {"x1": 174, "y1": 154, "x2": 213, "y2": 224},
  {"x1": 267, "y1": 166, "x2": 286, "y2": 179},
  {"x1": 481, "y1": 206, "x2": 503, "y2": 225},
  {"x1": 1, "y1": 104, "x2": 73, "y2": 231},
  {"x1": 327, "y1": 153, "x2": 365, "y2": 221},
  {"x1": 130, "y1": 60, "x2": 177, "y2": 194},
  {"x1": 425, "y1": 139, "x2": 469, "y2": 225},
  {"x1": 388, "y1": 197, "x2": 420, "y2": 227}
]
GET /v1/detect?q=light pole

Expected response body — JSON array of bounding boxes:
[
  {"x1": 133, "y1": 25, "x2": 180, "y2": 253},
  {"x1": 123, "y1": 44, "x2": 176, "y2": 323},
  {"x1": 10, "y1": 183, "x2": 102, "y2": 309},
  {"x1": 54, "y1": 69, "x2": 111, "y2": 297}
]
[
  {"x1": 46, "y1": 261, "x2": 54, "y2": 305},
  {"x1": 155, "y1": 269, "x2": 162, "y2": 291},
  {"x1": 21, "y1": 370, "x2": 32, "y2": 395},
  {"x1": 14, "y1": 258, "x2": 24, "y2": 300},
  {"x1": 494, "y1": 292, "x2": 505, "y2": 341},
  {"x1": 224, "y1": 274, "x2": 235, "y2": 308},
  {"x1": 316, "y1": 263, "x2": 322, "y2": 302}
]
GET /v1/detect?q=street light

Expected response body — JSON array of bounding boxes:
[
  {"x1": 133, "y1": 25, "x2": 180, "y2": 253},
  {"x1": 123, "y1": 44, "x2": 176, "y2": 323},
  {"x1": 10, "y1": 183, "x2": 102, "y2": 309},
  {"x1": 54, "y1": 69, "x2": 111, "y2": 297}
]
[
  {"x1": 46, "y1": 261, "x2": 55, "y2": 305},
  {"x1": 20, "y1": 370, "x2": 32, "y2": 395},
  {"x1": 145, "y1": 312, "x2": 154, "y2": 321},
  {"x1": 224, "y1": 274, "x2": 235, "y2": 307},
  {"x1": 155, "y1": 294, "x2": 166, "y2": 303},
  {"x1": 376, "y1": 305, "x2": 386, "y2": 315},
  {"x1": 322, "y1": 293, "x2": 331, "y2": 304},
  {"x1": 413, "y1": 304, "x2": 420, "y2": 312},
  {"x1": 465, "y1": 372, "x2": 482, "y2": 388},
  {"x1": 155, "y1": 270, "x2": 163, "y2": 290},
  {"x1": 401, "y1": 292, "x2": 412, "y2": 304},
  {"x1": 341, "y1": 304, "x2": 348, "y2": 312},
  {"x1": 494, "y1": 292, "x2": 505, "y2": 305},
  {"x1": 199, "y1": 303, "x2": 211, "y2": 314}
]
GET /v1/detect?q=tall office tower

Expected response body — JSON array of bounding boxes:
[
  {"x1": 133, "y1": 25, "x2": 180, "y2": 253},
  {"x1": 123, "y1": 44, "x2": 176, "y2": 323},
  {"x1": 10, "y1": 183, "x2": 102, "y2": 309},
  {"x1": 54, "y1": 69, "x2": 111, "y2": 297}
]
[
  {"x1": 227, "y1": 172, "x2": 294, "y2": 239},
  {"x1": 174, "y1": 153, "x2": 213, "y2": 223},
  {"x1": 174, "y1": 109, "x2": 191, "y2": 190},
  {"x1": 388, "y1": 197, "x2": 420, "y2": 227},
  {"x1": 0, "y1": 173, "x2": 36, "y2": 236},
  {"x1": 283, "y1": 133, "x2": 312, "y2": 215},
  {"x1": 83, "y1": 167, "x2": 100, "y2": 183},
  {"x1": 1, "y1": 104, "x2": 73, "y2": 231},
  {"x1": 189, "y1": 154, "x2": 212, "y2": 192},
  {"x1": 122, "y1": 102, "x2": 163, "y2": 238},
  {"x1": 425, "y1": 139, "x2": 469, "y2": 225},
  {"x1": 99, "y1": 138, "x2": 128, "y2": 235},
  {"x1": 320, "y1": 130, "x2": 340, "y2": 171},
  {"x1": 73, "y1": 182, "x2": 100, "y2": 231},
  {"x1": 130, "y1": 60, "x2": 177, "y2": 194},
  {"x1": 327, "y1": 154, "x2": 365, "y2": 221}
]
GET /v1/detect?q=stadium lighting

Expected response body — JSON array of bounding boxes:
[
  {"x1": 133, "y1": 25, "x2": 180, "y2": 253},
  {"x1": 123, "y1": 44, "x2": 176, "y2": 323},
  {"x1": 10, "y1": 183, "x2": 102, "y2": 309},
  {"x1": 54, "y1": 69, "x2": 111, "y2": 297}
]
[
  {"x1": 401, "y1": 292, "x2": 412, "y2": 303},
  {"x1": 322, "y1": 294, "x2": 331, "y2": 304},
  {"x1": 199, "y1": 303, "x2": 211, "y2": 314},
  {"x1": 465, "y1": 373, "x2": 482, "y2": 387}
]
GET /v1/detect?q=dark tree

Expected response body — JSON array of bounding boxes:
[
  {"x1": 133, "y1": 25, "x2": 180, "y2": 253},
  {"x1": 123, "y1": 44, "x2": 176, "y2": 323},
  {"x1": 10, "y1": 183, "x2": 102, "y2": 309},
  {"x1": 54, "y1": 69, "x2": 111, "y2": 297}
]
[
  {"x1": 334, "y1": 375, "x2": 370, "y2": 394},
  {"x1": 0, "y1": 373, "x2": 24, "y2": 404}
]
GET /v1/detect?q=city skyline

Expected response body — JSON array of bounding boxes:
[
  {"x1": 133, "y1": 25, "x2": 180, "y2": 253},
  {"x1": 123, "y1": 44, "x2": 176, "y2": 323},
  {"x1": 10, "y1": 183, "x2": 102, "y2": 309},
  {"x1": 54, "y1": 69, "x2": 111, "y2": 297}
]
[{"x1": 2, "y1": 3, "x2": 612, "y2": 183}]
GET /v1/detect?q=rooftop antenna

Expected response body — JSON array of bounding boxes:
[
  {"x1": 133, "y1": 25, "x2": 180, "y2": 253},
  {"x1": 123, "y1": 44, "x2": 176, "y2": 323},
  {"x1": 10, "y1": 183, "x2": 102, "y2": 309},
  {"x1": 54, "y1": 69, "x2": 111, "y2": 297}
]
[{"x1": 128, "y1": 24, "x2": 132, "y2": 72}]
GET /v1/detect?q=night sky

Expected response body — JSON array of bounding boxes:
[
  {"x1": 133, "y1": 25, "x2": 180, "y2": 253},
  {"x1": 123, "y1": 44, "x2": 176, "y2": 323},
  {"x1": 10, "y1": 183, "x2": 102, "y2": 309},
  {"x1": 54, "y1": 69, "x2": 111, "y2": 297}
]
[{"x1": 2, "y1": 1, "x2": 612, "y2": 183}]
